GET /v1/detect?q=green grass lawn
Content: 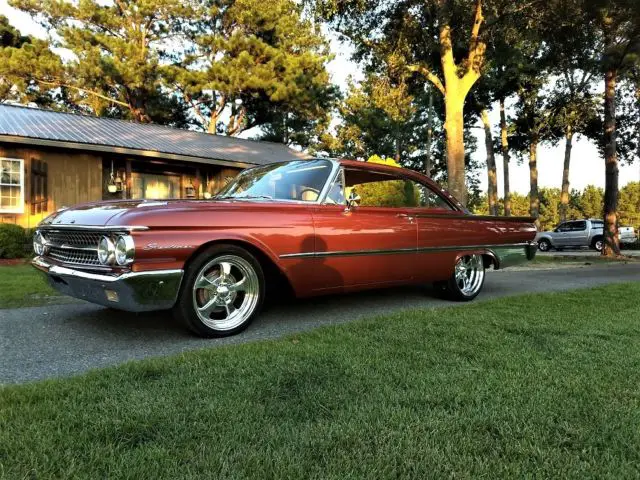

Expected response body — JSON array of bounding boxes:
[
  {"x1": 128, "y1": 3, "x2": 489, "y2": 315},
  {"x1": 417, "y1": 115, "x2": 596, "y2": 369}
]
[
  {"x1": 2, "y1": 284, "x2": 640, "y2": 478},
  {"x1": 0, "y1": 263, "x2": 72, "y2": 309}
]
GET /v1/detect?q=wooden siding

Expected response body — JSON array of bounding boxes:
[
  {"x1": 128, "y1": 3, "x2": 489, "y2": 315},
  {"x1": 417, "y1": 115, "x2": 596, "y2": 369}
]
[
  {"x1": 1, "y1": 143, "x2": 245, "y2": 229},
  {"x1": 0, "y1": 145, "x2": 102, "y2": 229}
]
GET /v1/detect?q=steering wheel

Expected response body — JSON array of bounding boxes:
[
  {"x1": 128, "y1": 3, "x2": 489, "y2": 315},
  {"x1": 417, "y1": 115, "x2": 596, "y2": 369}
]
[{"x1": 300, "y1": 188, "x2": 320, "y2": 202}]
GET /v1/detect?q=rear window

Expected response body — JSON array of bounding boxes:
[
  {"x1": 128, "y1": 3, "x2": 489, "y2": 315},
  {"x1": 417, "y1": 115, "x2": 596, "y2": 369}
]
[{"x1": 592, "y1": 221, "x2": 604, "y2": 228}]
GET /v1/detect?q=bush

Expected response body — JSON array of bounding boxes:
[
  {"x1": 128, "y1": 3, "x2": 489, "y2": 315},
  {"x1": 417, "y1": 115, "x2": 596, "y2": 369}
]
[{"x1": 0, "y1": 224, "x2": 29, "y2": 259}]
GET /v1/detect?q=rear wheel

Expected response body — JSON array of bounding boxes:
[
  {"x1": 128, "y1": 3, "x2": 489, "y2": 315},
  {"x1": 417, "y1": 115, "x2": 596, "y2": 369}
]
[
  {"x1": 173, "y1": 245, "x2": 265, "y2": 337},
  {"x1": 591, "y1": 237, "x2": 604, "y2": 252},
  {"x1": 440, "y1": 254, "x2": 486, "y2": 302},
  {"x1": 538, "y1": 239, "x2": 551, "y2": 252}
]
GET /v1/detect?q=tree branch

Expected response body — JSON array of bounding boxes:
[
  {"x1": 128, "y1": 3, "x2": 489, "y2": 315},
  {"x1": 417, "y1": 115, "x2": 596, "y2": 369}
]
[
  {"x1": 177, "y1": 84, "x2": 207, "y2": 130},
  {"x1": 227, "y1": 106, "x2": 246, "y2": 136},
  {"x1": 407, "y1": 64, "x2": 445, "y2": 95},
  {"x1": 466, "y1": 0, "x2": 485, "y2": 70},
  {"x1": 34, "y1": 78, "x2": 131, "y2": 109}
]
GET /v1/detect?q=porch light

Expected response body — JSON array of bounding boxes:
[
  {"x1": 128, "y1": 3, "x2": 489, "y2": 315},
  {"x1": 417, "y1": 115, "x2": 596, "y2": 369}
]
[
  {"x1": 107, "y1": 160, "x2": 118, "y2": 193},
  {"x1": 114, "y1": 171, "x2": 124, "y2": 192},
  {"x1": 185, "y1": 179, "x2": 196, "y2": 198}
]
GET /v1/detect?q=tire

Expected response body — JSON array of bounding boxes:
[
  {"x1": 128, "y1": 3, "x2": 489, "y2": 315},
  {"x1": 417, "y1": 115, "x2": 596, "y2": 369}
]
[
  {"x1": 538, "y1": 239, "x2": 551, "y2": 252},
  {"x1": 173, "y1": 244, "x2": 265, "y2": 337},
  {"x1": 441, "y1": 254, "x2": 486, "y2": 302},
  {"x1": 591, "y1": 237, "x2": 604, "y2": 252}
]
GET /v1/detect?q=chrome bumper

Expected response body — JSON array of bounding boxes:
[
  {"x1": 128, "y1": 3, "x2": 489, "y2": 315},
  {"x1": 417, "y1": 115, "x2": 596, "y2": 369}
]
[{"x1": 32, "y1": 257, "x2": 183, "y2": 312}]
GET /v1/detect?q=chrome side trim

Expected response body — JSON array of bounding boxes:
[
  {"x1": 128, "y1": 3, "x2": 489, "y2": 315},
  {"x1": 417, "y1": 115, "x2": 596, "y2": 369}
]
[
  {"x1": 315, "y1": 159, "x2": 341, "y2": 205},
  {"x1": 38, "y1": 225, "x2": 149, "y2": 231},
  {"x1": 318, "y1": 161, "x2": 343, "y2": 205},
  {"x1": 279, "y1": 242, "x2": 533, "y2": 259}
]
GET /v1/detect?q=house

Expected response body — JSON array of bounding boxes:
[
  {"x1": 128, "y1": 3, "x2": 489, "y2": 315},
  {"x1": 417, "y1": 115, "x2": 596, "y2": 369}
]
[{"x1": 0, "y1": 103, "x2": 308, "y2": 228}]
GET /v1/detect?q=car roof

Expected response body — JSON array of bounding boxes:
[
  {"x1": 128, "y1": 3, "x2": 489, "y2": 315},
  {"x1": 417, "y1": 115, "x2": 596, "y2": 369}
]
[{"x1": 335, "y1": 158, "x2": 463, "y2": 210}]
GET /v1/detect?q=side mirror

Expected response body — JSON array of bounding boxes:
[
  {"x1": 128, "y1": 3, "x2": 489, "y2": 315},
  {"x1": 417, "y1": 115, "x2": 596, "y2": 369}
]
[{"x1": 346, "y1": 191, "x2": 361, "y2": 211}]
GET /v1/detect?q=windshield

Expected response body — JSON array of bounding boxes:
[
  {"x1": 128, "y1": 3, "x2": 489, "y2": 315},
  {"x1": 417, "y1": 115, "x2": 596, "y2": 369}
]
[{"x1": 215, "y1": 160, "x2": 334, "y2": 202}]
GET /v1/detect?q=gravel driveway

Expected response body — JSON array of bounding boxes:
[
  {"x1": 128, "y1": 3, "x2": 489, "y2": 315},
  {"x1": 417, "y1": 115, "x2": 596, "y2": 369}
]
[{"x1": 2, "y1": 263, "x2": 639, "y2": 384}]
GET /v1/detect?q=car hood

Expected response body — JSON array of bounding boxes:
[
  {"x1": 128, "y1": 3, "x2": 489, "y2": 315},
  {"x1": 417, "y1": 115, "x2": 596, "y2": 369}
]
[
  {"x1": 38, "y1": 198, "x2": 300, "y2": 229},
  {"x1": 39, "y1": 200, "x2": 187, "y2": 227}
]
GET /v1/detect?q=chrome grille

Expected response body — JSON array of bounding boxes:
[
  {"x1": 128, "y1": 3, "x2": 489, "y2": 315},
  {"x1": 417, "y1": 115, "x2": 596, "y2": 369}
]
[
  {"x1": 41, "y1": 230, "x2": 102, "y2": 266},
  {"x1": 45, "y1": 231, "x2": 102, "y2": 248},
  {"x1": 48, "y1": 246, "x2": 102, "y2": 266}
]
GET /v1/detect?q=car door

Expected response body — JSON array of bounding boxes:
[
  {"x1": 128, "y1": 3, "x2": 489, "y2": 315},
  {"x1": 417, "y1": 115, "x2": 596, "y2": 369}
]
[
  {"x1": 308, "y1": 166, "x2": 418, "y2": 292},
  {"x1": 563, "y1": 220, "x2": 587, "y2": 246},
  {"x1": 552, "y1": 222, "x2": 571, "y2": 246}
]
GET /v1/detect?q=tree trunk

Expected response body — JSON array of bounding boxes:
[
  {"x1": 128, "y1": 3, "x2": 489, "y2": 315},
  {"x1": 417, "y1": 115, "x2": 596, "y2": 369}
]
[
  {"x1": 529, "y1": 136, "x2": 539, "y2": 223},
  {"x1": 480, "y1": 109, "x2": 498, "y2": 215},
  {"x1": 603, "y1": 67, "x2": 620, "y2": 256},
  {"x1": 425, "y1": 90, "x2": 434, "y2": 177},
  {"x1": 499, "y1": 98, "x2": 511, "y2": 216},
  {"x1": 395, "y1": 135, "x2": 401, "y2": 164},
  {"x1": 444, "y1": 94, "x2": 467, "y2": 206},
  {"x1": 560, "y1": 127, "x2": 574, "y2": 222},
  {"x1": 207, "y1": 114, "x2": 217, "y2": 134},
  {"x1": 128, "y1": 90, "x2": 151, "y2": 123}
]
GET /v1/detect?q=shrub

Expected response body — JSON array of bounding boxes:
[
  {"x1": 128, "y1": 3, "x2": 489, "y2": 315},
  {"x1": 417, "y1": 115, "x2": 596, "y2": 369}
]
[{"x1": 0, "y1": 224, "x2": 28, "y2": 259}]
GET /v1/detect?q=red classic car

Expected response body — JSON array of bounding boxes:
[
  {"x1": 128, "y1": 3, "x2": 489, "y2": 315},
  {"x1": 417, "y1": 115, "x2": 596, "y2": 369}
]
[{"x1": 32, "y1": 158, "x2": 537, "y2": 337}]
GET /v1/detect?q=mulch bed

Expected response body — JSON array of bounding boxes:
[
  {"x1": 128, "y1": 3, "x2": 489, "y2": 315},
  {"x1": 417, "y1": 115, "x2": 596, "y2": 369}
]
[{"x1": 0, "y1": 258, "x2": 30, "y2": 266}]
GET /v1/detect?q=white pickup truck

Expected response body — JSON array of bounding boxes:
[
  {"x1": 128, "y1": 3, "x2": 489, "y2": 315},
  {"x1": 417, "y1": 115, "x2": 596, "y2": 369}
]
[{"x1": 535, "y1": 219, "x2": 637, "y2": 252}]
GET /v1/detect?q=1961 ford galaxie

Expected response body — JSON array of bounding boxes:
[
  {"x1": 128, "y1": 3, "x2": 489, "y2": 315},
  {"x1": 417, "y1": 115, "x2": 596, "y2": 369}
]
[{"x1": 32, "y1": 159, "x2": 537, "y2": 337}]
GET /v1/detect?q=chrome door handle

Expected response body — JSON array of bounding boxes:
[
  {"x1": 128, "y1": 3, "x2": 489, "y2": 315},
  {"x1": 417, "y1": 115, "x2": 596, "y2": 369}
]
[{"x1": 397, "y1": 213, "x2": 415, "y2": 222}]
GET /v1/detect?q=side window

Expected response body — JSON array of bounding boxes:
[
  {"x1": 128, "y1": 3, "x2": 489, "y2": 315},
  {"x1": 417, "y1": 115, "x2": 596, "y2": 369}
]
[
  {"x1": 556, "y1": 223, "x2": 569, "y2": 232},
  {"x1": 571, "y1": 221, "x2": 587, "y2": 231},
  {"x1": 343, "y1": 168, "x2": 453, "y2": 209},
  {"x1": 415, "y1": 183, "x2": 454, "y2": 210}
]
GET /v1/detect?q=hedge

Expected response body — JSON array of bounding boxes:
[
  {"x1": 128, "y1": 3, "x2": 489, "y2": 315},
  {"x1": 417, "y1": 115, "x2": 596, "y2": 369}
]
[{"x1": 0, "y1": 224, "x2": 30, "y2": 259}]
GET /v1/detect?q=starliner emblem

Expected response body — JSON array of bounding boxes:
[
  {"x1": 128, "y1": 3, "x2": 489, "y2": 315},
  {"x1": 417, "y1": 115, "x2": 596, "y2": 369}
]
[{"x1": 144, "y1": 243, "x2": 193, "y2": 251}]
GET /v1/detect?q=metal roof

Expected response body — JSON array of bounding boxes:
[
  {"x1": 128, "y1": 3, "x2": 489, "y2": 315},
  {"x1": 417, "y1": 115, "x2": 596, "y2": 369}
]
[{"x1": 0, "y1": 103, "x2": 308, "y2": 167}]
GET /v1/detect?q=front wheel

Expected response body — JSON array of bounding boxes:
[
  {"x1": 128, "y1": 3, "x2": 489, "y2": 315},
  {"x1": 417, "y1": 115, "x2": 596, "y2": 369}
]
[
  {"x1": 173, "y1": 245, "x2": 265, "y2": 337},
  {"x1": 440, "y1": 254, "x2": 486, "y2": 302}
]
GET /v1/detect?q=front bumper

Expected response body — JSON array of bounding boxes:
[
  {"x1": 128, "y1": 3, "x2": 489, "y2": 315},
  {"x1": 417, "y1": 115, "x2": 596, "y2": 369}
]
[{"x1": 32, "y1": 257, "x2": 183, "y2": 312}]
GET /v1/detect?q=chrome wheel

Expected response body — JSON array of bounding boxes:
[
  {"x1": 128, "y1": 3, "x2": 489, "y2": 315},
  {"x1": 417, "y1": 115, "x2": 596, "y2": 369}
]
[
  {"x1": 192, "y1": 255, "x2": 260, "y2": 332},
  {"x1": 538, "y1": 239, "x2": 550, "y2": 252},
  {"x1": 594, "y1": 239, "x2": 603, "y2": 252},
  {"x1": 454, "y1": 254, "x2": 485, "y2": 297}
]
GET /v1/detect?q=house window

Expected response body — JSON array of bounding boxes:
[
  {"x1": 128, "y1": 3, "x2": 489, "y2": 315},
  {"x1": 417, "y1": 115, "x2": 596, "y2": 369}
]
[
  {"x1": 0, "y1": 158, "x2": 24, "y2": 214},
  {"x1": 31, "y1": 159, "x2": 48, "y2": 215}
]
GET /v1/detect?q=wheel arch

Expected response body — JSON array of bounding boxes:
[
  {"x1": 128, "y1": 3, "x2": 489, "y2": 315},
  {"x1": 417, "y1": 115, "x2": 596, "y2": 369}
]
[
  {"x1": 453, "y1": 249, "x2": 497, "y2": 270},
  {"x1": 184, "y1": 238, "x2": 296, "y2": 299}
]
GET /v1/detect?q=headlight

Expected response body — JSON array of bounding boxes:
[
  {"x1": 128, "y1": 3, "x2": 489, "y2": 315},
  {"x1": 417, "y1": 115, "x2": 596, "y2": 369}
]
[
  {"x1": 115, "y1": 235, "x2": 135, "y2": 266},
  {"x1": 33, "y1": 231, "x2": 47, "y2": 256},
  {"x1": 97, "y1": 236, "x2": 115, "y2": 265}
]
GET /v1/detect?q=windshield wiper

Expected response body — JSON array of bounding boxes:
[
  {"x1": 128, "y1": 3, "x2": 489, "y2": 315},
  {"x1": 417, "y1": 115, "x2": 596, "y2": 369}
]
[{"x1": 215, "y1": 194, "x2": 273, "y2": 200}]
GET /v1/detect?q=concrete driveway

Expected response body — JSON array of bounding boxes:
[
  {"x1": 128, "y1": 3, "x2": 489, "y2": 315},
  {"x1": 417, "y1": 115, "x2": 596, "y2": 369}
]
[{"x1": 1, "y1": 263, "x2": 639, "y2": 384}]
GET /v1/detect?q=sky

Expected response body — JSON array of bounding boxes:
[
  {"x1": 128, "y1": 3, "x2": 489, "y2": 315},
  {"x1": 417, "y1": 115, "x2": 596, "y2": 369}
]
[{"x1": 2, "y1": 0, "x2": 638, "y2": 196}]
